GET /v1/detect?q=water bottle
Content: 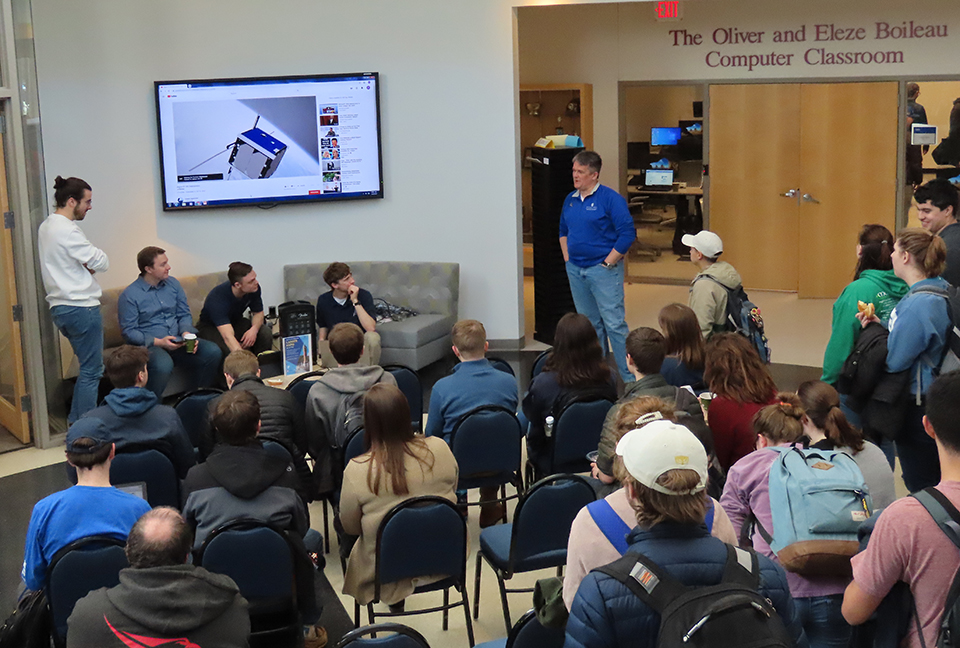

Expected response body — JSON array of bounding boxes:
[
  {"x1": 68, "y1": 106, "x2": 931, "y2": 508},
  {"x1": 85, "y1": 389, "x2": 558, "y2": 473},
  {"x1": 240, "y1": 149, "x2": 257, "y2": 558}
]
[{"x1": 545, "y1": 415, "x2": 555, "y2": 439}]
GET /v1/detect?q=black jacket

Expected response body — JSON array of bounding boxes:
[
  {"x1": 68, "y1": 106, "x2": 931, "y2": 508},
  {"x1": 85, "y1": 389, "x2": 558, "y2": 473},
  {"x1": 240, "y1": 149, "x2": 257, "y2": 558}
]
[{"x1": 66, "y1": 564, "x2": 250, "y2": 648}]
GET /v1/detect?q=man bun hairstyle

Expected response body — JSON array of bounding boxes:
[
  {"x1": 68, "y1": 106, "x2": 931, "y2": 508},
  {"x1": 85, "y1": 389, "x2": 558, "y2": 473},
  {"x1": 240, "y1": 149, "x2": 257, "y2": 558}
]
[
  {"x1": 896, "y1": 227, "x2": 947, "y2": 278},
  {"x1": 53, "y1": 176, "x2": 91, "y2": 209},
  {"x1": 137, "y1": 246, "x2": 166, "y2": 275},
  {"x1": 227, "y1": 261, "x2": 253, "y2": 286},
  {"x1": 329, "y1": 322, "x2": 364, "y2": 365}
]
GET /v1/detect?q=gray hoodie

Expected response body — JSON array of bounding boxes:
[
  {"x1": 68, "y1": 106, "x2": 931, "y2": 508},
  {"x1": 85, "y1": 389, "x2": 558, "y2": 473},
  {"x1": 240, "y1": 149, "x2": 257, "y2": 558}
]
[
  {"x1": 688, "y1": 261, "x2": 742, "y2": 338},
  {"x1": 305, "y1": 364, "x2": 396, "y2": 494},
  {"x1": 66, "y1": 564, "x2": 250, "y2": 647}
]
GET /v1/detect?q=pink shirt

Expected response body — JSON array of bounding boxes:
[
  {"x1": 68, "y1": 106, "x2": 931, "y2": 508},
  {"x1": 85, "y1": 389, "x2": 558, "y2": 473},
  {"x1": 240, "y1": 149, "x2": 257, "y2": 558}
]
[{"x1": 851, "y1": 481, "x2": 960, "y2": 648}]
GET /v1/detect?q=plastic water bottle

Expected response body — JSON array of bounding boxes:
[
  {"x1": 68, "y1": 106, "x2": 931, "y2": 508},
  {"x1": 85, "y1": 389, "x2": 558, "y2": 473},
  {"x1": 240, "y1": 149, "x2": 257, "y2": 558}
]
[{"x1": 545, "y1": 415, "x2": 555, "y2": 439}]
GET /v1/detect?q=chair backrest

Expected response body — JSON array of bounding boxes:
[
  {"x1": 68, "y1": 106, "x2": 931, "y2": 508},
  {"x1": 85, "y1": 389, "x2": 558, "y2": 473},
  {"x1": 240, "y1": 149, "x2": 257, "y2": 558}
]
[
  {"x1": 551, "y1": 398, "x2": 614, "y2": 474},
  {"x1": 487, "y1": 356, "x2": 515, "y2": 377},
  {"x1": 343, "y1": 427, "x2": 367, "y2": 467},
  {"x1": 530, "y1": 350, "x2": 551, "y2": 382},
  {"x1": 336, "y1": 623, "x2": 431, "y2": 648},
  {"x1": 449, "y1": 405, "x2": 522, "y2": 482},
  {"x1": 507, "y1": 609, "x2": 565, "y2": 648},
  {"x1": 383, "y1": 365, "x2": 423, "y2": 431},
  {"x1": 47, "y1": 535, "x2": 128, "y2": 642},
  {"x1": 509, "y1": 474, "x2": 595, "y2": 572},
  {"x1": 286, "y1": 370, "x2": 325, "y2": 412},
  {"x1": 110, "y1": 449, "x2": 179, "y2": 508},
  {"x1": 375, "y1": 496, "x2": 467, "y2": 599},
  {"x1": 197, "y1": 519, "x2": 295, "y2": 607},
  {"x1": 173, "y1": 388, "x2": 223, "y2": 448}
]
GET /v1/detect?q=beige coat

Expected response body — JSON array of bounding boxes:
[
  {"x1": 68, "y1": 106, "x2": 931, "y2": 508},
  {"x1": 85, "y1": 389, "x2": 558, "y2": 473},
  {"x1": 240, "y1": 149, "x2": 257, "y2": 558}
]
[
  {"x1": 340, "y1": 435, "x2": 459, "y2": 605},
  {"x1": 688, "y1": 260, "x2": 742, "y2": 338}
]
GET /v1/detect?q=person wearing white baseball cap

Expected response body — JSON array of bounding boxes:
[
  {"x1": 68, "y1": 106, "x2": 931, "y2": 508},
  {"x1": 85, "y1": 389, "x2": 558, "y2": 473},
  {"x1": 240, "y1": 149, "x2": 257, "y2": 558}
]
[
  {"x1": 565, "y1": 419, "x2": 804, "y2": 648},
  {"x1": 682, "y1": 230, "x2": 744, "y2": 339}
]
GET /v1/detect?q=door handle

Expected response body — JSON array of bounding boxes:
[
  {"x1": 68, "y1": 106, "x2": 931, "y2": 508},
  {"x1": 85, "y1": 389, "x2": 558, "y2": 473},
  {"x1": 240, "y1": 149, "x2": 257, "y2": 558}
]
[
  {"x1": 781, "y1": 189, "x2": 798, "y2": 198},
  {"x1": 802, "y1": 193, "x2": 820, "y2": 204}
]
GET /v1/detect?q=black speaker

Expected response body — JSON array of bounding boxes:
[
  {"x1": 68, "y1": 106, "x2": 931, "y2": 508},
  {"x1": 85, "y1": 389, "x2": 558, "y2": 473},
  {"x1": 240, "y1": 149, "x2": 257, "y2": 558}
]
[{"x1": 277, "y1": 300, "x2": 316, "y2": 362}]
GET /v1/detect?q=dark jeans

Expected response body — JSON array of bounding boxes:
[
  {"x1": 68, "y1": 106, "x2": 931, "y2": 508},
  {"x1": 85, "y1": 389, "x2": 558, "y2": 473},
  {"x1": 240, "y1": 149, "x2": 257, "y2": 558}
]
[
  {"x1": 794, "y1": 594, "x2": 851, "y2": 648},
  {"x1": 145, "y1": 341, "x2": 222, "y2": 398},
  {"x1": 196, "y1": 318, "x2": 274, "y2": 359},
  {"x1": 897, "y1": 401, "x2": 940, "y2": 493}
]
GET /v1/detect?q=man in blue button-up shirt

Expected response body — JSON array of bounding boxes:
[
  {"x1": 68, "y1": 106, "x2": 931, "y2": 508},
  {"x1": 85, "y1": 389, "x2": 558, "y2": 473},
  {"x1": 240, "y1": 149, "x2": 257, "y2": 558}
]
[
  {"x1": 118, "y1": 246, "x2": 221, "y2": 397},
  {"x1": 559, "y1": 150, "x2": 636, "y2": 382}
]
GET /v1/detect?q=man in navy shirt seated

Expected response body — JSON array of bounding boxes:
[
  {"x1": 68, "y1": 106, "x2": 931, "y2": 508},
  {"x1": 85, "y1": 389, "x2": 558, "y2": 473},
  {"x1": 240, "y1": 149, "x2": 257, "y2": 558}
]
[
  {"x1": 118, "y1": 246, "x2": 221, "y2": 397},
  {"x1": 197, "y1": 261, "x2": 273, "y2": 358},
  {"x1": 315, "y1": 262, "x2": 380, "y2": 366}
]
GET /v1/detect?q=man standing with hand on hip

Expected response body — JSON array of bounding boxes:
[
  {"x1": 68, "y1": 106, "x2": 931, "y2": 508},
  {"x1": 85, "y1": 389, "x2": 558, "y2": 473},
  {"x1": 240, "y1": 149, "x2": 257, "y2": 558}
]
[
  {"x1": 559, "y1": 150, "x2": 636, "y2": 382},
  {"x1": 38, "y1": 176, "x2": 109, "y2": 422}
]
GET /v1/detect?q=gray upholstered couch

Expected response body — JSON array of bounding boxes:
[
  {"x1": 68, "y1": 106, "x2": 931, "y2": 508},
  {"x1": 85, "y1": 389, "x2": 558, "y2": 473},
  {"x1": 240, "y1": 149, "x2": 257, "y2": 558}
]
[{"x1": 283, "y1": 262, "x2": 459, "y2": 370}]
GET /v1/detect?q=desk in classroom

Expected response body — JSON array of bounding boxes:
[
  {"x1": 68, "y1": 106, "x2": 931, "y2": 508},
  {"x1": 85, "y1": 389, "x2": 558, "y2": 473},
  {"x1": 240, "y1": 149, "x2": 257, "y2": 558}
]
[{"x1": 628, "y1": 186, "x2": 704, "y2": 255}]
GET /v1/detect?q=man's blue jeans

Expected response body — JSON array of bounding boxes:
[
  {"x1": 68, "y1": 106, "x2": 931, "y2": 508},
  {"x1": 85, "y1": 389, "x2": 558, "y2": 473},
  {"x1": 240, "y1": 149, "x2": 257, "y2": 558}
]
[
  {"x1": 146, "y1": 340, "x2": 222, "y2": 398},
  {"x1": 565, "y1": 260, "x2": 631, "y2": 382},
  {"x1": 794, "y1": 594, "x2": 850, "y2": 648},
  {"x1": 51, "y1": 305, "x2": 103, "y2": 423}
]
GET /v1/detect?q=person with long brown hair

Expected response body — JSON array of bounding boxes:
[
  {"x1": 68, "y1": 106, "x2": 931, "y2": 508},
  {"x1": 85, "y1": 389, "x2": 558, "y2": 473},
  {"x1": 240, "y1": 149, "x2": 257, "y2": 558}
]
[
  {"x1": 703, "y1": 332, "x2": 777, "y2": 471},
  {"x1": 858, "y1": 227, "x2": 950, "y2": 493},
  {"x1": 339, "y1": 383, "x2": 458, "y2": 606},
  {"x1": 522, "y1": 312, "x2": 617, "y2": 475},
  {"x1": 797, "y1": 381, "x2": 895, "y2": 509},
  {"x1": 658, "y1": 303, "x2": 706, "y2": 392},
  {"x1": 722, "y1": 395, "x2": 853, "y2": 648},
  {"x1": 821, "y1": 225, "x2": 907, "y2": 391}
]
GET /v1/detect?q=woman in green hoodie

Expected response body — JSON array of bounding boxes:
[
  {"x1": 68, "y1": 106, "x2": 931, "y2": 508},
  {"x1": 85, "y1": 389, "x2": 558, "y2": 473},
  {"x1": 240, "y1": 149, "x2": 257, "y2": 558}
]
[{"x1": 821, "y1": 224, "x2": 908, "y2": 426}]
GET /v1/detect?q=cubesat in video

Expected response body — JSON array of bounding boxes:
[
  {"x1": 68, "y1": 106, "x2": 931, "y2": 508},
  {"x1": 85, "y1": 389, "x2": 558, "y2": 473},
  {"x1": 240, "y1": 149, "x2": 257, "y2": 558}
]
[{"x1": 228, "y1": 123, "x2": 287, "y2": 179}]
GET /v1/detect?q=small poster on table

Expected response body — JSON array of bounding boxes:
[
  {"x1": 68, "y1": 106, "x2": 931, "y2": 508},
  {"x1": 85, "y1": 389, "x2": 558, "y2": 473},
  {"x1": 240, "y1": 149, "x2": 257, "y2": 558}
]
[{"x1": 283, "y1": 334, "x2": 312, "y2": 376}]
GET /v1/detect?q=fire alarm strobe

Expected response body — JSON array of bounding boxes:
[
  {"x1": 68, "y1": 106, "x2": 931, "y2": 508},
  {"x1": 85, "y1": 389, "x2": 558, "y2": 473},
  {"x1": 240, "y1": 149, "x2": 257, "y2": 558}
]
[{"x1": 228, "y1": 119, "x2": 287, "y2": 179}]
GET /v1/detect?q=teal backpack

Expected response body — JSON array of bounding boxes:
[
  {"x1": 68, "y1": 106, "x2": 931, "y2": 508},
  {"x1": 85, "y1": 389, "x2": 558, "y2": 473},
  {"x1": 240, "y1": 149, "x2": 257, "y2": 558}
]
[{"x1": 749, "y1": 446, "x2": 873, "y2": 576}]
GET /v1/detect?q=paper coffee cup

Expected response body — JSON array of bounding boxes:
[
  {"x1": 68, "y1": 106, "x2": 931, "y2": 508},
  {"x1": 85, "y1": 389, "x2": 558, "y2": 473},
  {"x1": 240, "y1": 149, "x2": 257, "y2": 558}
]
[
  {"x1": 698, "y1": 392, "x2": 714, "y2": 417},
  {"x1": 183, "y1": 332, "x2": 197, "y2": 353}
]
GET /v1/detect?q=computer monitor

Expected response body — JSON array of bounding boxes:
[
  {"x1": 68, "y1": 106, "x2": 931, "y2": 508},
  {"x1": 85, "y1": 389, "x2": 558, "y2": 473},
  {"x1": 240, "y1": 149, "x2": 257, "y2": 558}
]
[
  {"x1": 645, "y1": 169, "x2": 674, "y2": 187},
  {"x1": 651, "y1": 127, "x2": 682, "y2": 147},
  {"x1": 693, "y1": 101, "x2": 703, "y2": 118}
]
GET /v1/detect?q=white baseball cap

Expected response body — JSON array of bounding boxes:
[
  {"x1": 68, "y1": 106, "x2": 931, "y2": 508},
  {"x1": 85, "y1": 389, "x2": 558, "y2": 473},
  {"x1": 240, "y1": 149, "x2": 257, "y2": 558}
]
[
  {"x1": 615, "y1": 420, "x2": 708, "y2": 495},
  {"x1": 681, "y1": 231, "x2": 723, "y2": 258}
]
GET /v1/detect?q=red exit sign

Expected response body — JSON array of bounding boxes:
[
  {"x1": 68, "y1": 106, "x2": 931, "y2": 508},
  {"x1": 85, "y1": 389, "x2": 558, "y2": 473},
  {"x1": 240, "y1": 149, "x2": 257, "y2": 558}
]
[{"x1": 656, "y1": 1, "x2": 681, "y2": 21}]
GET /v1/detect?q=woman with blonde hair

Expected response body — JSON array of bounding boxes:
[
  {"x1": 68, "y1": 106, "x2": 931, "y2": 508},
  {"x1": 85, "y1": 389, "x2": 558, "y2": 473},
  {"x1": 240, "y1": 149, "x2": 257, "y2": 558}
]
[
  {"x1": 658, "y1": 303, "x2": 707, "y2": 392},
  {"x1": 858, "y1": 227, "x2": 949, "y2": 492},
  {"x1": 722, "y1": 395, "x2": 852, "y2": 648},
  {"x1": 340, "y1": 383, "x2": 458, "y2": 606}
]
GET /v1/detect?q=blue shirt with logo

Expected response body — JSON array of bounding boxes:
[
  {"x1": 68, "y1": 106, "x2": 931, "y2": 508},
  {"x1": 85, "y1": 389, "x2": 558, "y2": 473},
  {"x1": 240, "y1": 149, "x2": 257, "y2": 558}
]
[{"x1": 559, "y1": 184, "x2": 635, "y2": 267}]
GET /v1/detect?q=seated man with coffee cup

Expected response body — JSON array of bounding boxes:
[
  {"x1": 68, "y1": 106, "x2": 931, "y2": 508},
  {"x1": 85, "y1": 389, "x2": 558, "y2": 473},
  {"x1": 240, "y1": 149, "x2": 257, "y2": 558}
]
[{"x1": 118, "y1": 246, "x2": 221, "y2": 397}]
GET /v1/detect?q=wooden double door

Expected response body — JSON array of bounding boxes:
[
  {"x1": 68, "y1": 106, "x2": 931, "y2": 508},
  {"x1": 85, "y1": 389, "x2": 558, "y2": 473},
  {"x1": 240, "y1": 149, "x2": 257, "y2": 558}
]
[{"x1": 708, "y1": 82, "x2": 899, "y2": 299}]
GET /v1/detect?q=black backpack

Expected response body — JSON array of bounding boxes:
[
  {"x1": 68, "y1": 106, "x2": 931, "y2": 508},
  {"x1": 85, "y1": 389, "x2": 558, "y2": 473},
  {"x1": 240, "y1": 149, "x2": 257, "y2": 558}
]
[
  {"x1": 596, "y1": 545, "x2": 794, "y2": 648},
  {"x1": 696, "y1": 276, "x2": 772, "y2": 364},
  {"x1": 911, "y1": 487, "x2": 960, "y2": 648},
  {"x1": 837, "y1": 322, "x2": 890, "y2": 412}
]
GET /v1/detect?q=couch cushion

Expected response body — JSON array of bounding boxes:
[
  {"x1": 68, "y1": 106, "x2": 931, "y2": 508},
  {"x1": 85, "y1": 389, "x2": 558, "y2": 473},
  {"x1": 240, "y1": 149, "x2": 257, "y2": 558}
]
[{"x1": 378, "y1": 314, "x2": 456, "y2": 349}]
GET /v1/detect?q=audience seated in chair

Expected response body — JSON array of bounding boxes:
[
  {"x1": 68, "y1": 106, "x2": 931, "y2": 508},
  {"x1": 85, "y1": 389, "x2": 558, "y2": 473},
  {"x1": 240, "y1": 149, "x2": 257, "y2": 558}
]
[
  {"x1": 565, "y1": 396, "x2": 736, "y2": 610},
  {"x1": 340, "y1": 383, "x2": 458, "y2": 607},
  {"x1": 81, "y1": 344, "x2": 195, "y2": 479},
  {"x1": 425, "y1": 319, "x2": 517, "y2": 527},
  {"x1": 66, "y1": 507, "x2": 250, "y2": 647},
  {"x1": 306, "y1": 323, "x2": 396, "y2": 499},
  {"x1": 21, "y1": 419, "x2": 150, "y2": 593}
]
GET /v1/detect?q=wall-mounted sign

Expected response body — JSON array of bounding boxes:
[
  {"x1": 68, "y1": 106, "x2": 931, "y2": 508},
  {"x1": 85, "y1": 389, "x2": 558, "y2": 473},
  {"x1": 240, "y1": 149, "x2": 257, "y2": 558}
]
[{"x1": 656, "y1": 1, "x2": 681, "y2": 22}]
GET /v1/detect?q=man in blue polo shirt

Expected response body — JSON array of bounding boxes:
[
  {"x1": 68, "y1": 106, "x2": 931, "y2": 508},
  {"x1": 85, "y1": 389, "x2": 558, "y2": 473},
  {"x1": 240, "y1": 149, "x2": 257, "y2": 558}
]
[
  {"x1": 559, "y1": 150, "x2": 636, "y2": 382},
  {"x1": 118, "y1": 246, "x2": 221, "y2": 397},
  {"x1": 197, "y1": 261, "x2": 273, "y2": 357},
  {"x1": 315, "y1": 262, "x2": 380, "y2": 366}
]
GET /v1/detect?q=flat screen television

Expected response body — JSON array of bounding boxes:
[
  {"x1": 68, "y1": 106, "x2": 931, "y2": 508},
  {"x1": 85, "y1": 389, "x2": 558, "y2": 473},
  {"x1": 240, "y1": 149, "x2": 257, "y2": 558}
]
[
  {"x1": 651, "y1": 127, "x2": 682, "y2": 147},
  {"x1": 155, "y1": 72, "x2": 383, "y2": 211}
]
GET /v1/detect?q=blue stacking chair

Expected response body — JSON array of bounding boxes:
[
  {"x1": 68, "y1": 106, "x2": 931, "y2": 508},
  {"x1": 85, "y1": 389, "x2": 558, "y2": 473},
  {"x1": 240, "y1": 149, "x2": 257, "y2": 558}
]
[
  {"x1": 474, "y1": 609, "x2": 565, "y2": 648},
  {"x1": 449, "y1": 405, "x2": 524, "y2": 522},
  {"x1": 486, "y1": 356, "x2": 516, "y2": 378},
  {"x1": 526, "y1": 396, "x2": 614, "y2": 484},
  {"x1": 365, "y1": 496, "x2": 475, "y2": 647},
  {"x1": 336, "y1": 623, "x2": 431, "y2": 648},
  {"x1": 47, "y1": 535, "x2": 128, "y2": 647},
  {"x1": 173, "y1": 387, "x2": 223, "y2": 455},
  {"x1": 529, "y1": 350, "x2": 551, "y2": 382},
  {"x1": 474, "y1": 474, "x2": 595, "y2": 634},
  {"x1": 383, "y1": 365, "x2": 423, "y2": 432},
  {"x1": 197, "y1": 519, "x2": 301, "y2": 646},
  {"x1": 285, "y1": 369, "x2": 326, "y2": 410},
  {"x1": 111, "y1": 449, "x2": 179, "y2": 508}
]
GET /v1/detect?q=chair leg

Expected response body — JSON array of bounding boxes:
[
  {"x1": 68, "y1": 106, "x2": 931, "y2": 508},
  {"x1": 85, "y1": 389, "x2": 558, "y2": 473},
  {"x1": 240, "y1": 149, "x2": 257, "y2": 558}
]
[
  {"x1": 500, "y1": 484, "x2": 508, "y2": 523},
  {"x1": 473, "y1": 551, "x2": 482, "y2": 619},
  {"x1": 442, "y1": 587, "x2": 449, "y2": 631},
  {"x1": 557, "y1": 564, "x2": 563, "y2": 577},
  {"x1": 322, "y1": 498, "x2": 330, "y2": 554},
  {"x1": 460, "y1": 583, "x2": 476, "y2": 647},
  {"x1": 353, "y1": 600, "x2": 360, "y2": 628},
  {"x1": 496, "y1": 570, "x2": 512, "y2": 636},
  {"x1": 367, "y1": 602, "x2": 375, "y2": 627}
]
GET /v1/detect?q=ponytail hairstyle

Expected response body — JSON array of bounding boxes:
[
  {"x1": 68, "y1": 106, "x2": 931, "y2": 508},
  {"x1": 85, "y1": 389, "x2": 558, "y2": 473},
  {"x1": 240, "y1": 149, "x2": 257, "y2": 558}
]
[
  {"x1": 752, "y1": 392, "x2": 805, "y2": 444},
  {"x1": 854, "y1": 224, "x2": 893, "y2": 280},
  {"x1": 797, "y1": 380, "x2": 864, "y2": 452},
  {"x1": 53, "y1": 176, "x2": 91, "y2": 209},
  {"x1": 896, "y1": 227, "x2": 947, "y2": 278}
]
